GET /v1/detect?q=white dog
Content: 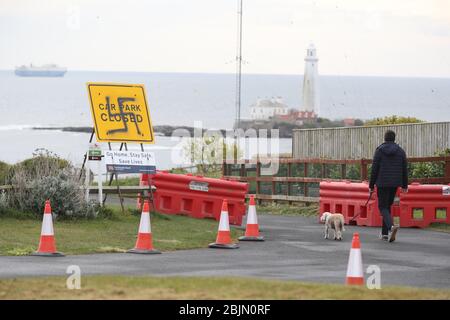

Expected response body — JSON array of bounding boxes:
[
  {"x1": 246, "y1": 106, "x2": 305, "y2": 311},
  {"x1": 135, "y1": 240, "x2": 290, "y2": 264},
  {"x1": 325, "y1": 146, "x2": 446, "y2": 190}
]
[{"x1": 320, "y1": 212, "x2": 346, "y2": 241}]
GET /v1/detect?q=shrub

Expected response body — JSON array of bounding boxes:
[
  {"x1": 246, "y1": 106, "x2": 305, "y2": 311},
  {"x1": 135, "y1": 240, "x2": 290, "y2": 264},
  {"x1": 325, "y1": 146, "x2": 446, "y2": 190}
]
[
  {"x1": 6, "y1": 149, "x2": 96, "y2": 219},
  {"x1": 410, "y1": 148, "x2": 450, "y2": 179},
  {"x1": 364, "y1": 115, "x2": 424, "y2": 126},
  {"x1": 96, "y1": 205, "x2": 116, "y2": 219},
  {"x1": 0, "y1": 161, "x2": 10, "y2": 185},
  {"x1": 0, "y1": 190, "x2": 7, "y2": 214},
  {"x1": 7, "y1": 149, "x2": 70, "y2": 182},
  {"x1": 182, "y1": 137, "x2": 243, "y2": 175}
]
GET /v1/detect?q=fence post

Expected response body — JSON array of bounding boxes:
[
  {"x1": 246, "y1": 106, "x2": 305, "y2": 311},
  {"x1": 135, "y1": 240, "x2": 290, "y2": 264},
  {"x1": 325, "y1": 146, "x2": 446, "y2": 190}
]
[
  {"x1": 360, "y1": 159, "x2": 368, "y2": 181},
  {"x1": 287, "y1": 163, "x2": 292, "y2": 203},
  {"x1": 272, "y1": 181, "x2": 276, "y2": 203},
  {"x1": 256, "y1": 161, "x2": 261, "y2": 204},
  {"x1": 240, "y1": 163, "x2": 245, "y2": 177},
  {"x1": 222, "y1": 161, "x2": 227, "y2": 177},
  {"x1": 445, "y1": 157, "x2": 450, "y2": 184},
  {"x1": 304, "y1": 162, "x2": 309, "y2": 197},
  {"x1": 341, "y1": 163, "x2": 347, "y2": 180}
]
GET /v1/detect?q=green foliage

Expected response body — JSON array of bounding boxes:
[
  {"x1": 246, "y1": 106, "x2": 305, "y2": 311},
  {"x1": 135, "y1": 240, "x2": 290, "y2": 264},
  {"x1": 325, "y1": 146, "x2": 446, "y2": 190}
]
[
  {"x1": 6, "y1": 149, "x2": 70, "y2": 183},
  {"x1": 346, "y1": 165, "x2": 361, "y2": 180},
  {"x1": 95, "y1": 205, "x2": 116, "y2": 219},
  {"x1": 5, "y1": 149, "x2": 96, "y2": 219},
  {"x1": 409, "y1": 148, "x2": 450, "y2": 179},
  {"x1": 6, "y1": 247, "x2": 35, "y2": 256},
  {"x1": 0, "y1": 161, "x2": 10, "y2": 185},
  {"x1": 428, "y1": 223, "x2": 450, "y2": 233},
  {"x1": 97, "y1": 177, "x2": 140, "y2": 187},
  {"x1": 182, "y1": 136, "x2": 243, "y2": 175},
  {"x1": 128, "y1": 208, "x2": 142, "y2": 216},
  {"x1": 128, "y1": 206, "x2": 172, "y2": 221},
  {"x1": 170, "y1": 168, "x2": 189, "y2": 175},
  {"x1": 257, "y1": 203, "x2": 319, "y2": 217},
  {"x1": 364, "y1": 115, "x2": 424, "y2": 126},
  {"x1": 296, "y1": 164, "x2": 361, "y2": 180}
]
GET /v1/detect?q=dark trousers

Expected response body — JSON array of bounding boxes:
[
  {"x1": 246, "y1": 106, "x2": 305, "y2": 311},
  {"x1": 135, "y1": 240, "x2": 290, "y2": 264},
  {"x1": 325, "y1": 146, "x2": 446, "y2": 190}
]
[{"x1": 377, "y1": 187, "x2": 397, "y2": 235}]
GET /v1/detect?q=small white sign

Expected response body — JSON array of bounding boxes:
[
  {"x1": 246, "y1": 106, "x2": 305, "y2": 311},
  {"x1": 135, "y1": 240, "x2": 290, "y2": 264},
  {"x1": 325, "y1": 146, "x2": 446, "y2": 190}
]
[
  {"x1": 443, "y1": 186, "x2": 450, "y2": 196},
  {"x1": 104, "y1": 150, "x2": 156, "y2": 174},
  {"x1": 189, "y1": 181, "x2": 209, "y2": 192}
]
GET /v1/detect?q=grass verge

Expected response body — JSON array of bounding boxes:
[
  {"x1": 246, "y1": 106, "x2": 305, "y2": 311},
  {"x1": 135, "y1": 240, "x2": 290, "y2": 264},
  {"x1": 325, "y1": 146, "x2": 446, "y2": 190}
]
[
  {"x1": 0, "y1": 275, "x2": 449, "y2": 299},
  {"x1": 257, "y1": 203, "x2": 319, "y2": 217},
  {"x1": 256, "y1": 204, "x2": 450, "y2": 234},
  {"x1": 427, "y1": 223, "x2": 450, "y2": 233},
  {"x1": 0, "y1": 207, "x2": 242, "y2": 255}
]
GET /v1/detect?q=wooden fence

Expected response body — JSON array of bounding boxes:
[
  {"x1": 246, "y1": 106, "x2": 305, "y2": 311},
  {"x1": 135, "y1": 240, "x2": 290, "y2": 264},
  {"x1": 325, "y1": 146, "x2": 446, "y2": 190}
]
[
  {"x1": 293, "y1": 122, "x2": 450, "y2": 159},
  {"x1": 222, "y1": 156, "x2": 450, "y2": 204}
]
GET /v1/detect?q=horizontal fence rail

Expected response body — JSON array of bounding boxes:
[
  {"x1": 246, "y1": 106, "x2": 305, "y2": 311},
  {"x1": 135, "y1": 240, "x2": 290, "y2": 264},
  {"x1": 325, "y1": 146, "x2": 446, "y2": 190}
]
[
  {"x1": 223, "y1": 156, "x2": 450, "y2": 204},
  {"x1": 0, "y1": 185, "x2": 151, "y2": 196}
]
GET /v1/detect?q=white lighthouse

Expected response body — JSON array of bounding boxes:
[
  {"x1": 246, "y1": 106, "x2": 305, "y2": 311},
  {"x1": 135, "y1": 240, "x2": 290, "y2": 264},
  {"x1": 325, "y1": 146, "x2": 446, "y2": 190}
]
[{"x1": 301, "y1": 44, "x2": 319, "y2": 115}]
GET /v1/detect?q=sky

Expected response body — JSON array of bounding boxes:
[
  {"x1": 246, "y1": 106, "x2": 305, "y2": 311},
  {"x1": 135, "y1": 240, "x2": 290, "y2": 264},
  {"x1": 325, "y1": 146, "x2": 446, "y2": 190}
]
[{"x1": 1, "y1": 0, "x2": 450, "y2": 77}]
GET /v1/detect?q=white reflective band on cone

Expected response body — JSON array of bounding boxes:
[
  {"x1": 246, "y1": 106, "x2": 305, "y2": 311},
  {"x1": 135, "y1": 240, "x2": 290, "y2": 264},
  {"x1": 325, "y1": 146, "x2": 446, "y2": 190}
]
[
  {"x1": 346, "y1": 249, "x2": 363, "y2": 277},
  {"x1": 138, "y1": 212, "x2": 151, "y2": 234},
  {"x1": 41, "y1": 214, "x2": 54, "y2": 236},
  {"x1": 218, "y1": 211, "x2": 230, "y2": 231},
  {"x1": 247, "y1": 205, "x2": 258, "y2": 224}
]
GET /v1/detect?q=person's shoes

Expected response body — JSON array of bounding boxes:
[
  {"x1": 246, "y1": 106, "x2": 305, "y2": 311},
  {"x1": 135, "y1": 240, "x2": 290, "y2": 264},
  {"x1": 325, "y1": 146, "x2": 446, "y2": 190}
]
[
  {"x1": 379, "y1": 233, "x2": 388, "y2": 241},
  {"x1": 388, "y1": 225, "x2": 399, "y2": 242}
]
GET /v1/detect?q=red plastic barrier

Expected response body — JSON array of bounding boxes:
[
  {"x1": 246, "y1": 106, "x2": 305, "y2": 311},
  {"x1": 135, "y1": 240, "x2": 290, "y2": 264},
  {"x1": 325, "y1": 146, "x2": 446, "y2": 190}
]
[
  {"x1": 398, "y1": 182, "x2": 450, "y2": 228},
  {"x1": 143, "y1": 172, "x2": 248, "y2": 225},
  {"x1": 320, "y1": 181, "x2": 450, "y2": 228},
  {"x1": 319, "y1": 180, "x2": 383, "y2": 226}
]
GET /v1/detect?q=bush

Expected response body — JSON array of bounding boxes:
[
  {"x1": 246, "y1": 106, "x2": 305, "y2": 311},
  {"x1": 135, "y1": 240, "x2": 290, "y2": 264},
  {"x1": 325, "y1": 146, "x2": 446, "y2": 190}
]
[
  {"x1": 96, "y1": 205, "x2": 116, "y2": 219},
  {"x1": 0, "y1": 190, "x2": 7, "y2": 214},
  {"x1": 6, "y1": 149, "x2": 96, "y2": 219},
  {"x1": 7, "y1": 149, "x2": 70, "y2": 182},
  {"x1": 364, "y1": 115, "x2": 424, "y2": 126},
  {"x1": 410, "y1": 148, "x2": 450, "y2": 179},
  {"x1": 0, "y1": 161, "x2": 10, "y2": 185}
]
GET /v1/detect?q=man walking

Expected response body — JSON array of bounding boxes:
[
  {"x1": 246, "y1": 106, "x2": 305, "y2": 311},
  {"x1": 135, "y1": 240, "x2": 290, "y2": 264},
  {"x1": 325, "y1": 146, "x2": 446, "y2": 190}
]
[{"x1": 369, "y1": 130, "x2": 408, "y2": 242}]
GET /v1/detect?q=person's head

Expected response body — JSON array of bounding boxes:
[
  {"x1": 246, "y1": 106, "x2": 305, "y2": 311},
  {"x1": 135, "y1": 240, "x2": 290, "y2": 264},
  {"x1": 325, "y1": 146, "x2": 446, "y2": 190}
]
[{"x1": 384, "y1": 130, "x2": 396, "y2": 142}]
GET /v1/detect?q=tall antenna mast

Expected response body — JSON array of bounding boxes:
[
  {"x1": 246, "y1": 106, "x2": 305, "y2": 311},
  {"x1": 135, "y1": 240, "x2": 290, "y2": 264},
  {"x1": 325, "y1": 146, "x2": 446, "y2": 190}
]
[{"x1": 235, "y1": 0, "x2": 243, "y2": 129}]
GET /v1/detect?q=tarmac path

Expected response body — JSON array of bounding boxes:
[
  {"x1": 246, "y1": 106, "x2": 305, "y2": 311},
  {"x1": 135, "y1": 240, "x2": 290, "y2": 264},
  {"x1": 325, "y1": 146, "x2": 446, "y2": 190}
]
[{"x1": 0, "y1": 215, "x2": 449, "y2": 289}]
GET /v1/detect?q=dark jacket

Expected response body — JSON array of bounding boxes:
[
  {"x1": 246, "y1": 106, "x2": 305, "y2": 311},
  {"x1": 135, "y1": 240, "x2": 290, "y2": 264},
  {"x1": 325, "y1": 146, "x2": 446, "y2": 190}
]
[{"x1": 369, "y1": 142, "x2": 408, "y2": 189}]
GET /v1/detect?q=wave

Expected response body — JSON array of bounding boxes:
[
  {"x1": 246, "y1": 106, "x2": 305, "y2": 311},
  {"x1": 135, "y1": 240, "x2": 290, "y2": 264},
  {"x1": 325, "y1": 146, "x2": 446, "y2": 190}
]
[{"x1": 0, "y1": 124, "x2": 37, "y2": 131}]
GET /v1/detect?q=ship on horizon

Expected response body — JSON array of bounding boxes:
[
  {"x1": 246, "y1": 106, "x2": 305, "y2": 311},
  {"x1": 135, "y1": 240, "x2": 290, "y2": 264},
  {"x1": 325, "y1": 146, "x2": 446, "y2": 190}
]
[{"x1": 15, "y1": 63, "x2": 67, "y2": 77}]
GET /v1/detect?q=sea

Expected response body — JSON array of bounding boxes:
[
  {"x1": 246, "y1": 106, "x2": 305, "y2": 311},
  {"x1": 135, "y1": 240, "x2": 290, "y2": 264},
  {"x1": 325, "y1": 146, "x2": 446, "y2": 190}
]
[{"x1": 1, "y1": 70, "x2": 450, "y2": 171}]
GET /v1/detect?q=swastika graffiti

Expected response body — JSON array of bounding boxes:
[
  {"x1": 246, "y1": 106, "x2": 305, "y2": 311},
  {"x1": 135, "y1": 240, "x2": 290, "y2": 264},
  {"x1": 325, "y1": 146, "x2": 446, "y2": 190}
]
[
  {"x1": 87, "y1": 83, "x2": 155, "y2": 143},
  {"x1": 104, "y1": 96, "x2": 143, "y2": 136}
]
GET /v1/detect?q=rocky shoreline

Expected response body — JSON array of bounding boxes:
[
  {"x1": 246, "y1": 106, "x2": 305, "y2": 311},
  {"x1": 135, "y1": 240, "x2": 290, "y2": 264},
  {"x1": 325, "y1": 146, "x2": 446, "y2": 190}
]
[
  {"x1": 32, "y1": 126, "x2": 227, "y2": 137},
  {"x1": 32, "y1": 118, "x2": 361, "y2": 138}
]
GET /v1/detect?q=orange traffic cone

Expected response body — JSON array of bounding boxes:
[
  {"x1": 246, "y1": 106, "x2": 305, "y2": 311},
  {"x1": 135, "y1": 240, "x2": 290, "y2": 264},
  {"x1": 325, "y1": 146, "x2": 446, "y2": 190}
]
[
  {"x1": 31, "y1": 200, "x2": 64, "y2": 257},
  {"x1": 127, "y1": 200, "x2": 161, "y2": 254},
  {"x1": 239, "y1": 195, "x2": 264, "y2": 241},
  {"x1": 209, "y1": 199, "x2": 239, "y2": 249},
  {"x1": 346, "y1": 232, "x2": 364, "y2": 285}
]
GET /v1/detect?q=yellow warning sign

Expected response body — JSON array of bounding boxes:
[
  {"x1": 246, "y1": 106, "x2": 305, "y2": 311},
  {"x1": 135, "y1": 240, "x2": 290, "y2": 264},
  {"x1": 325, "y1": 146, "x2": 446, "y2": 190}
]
[{"x1": 87, "y1": 83, "x2": 155, "y2": 143}]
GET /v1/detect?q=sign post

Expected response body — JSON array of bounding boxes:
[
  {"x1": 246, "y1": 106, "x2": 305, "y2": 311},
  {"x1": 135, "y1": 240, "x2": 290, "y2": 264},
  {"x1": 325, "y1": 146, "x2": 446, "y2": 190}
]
[
  {"x1": 84, "y1": 151, "x2": 90, "y2": 203},
  {"x1": 87, "y1": 143, "x2": 104, "y2": 206}
]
